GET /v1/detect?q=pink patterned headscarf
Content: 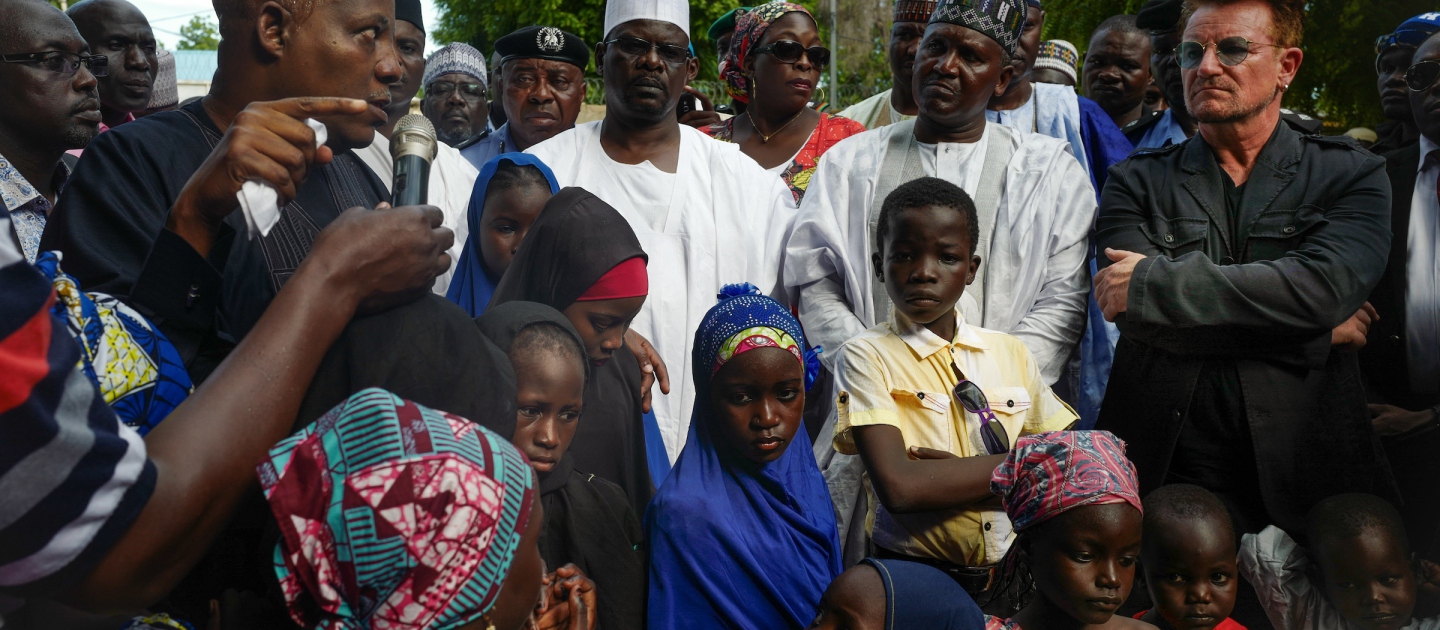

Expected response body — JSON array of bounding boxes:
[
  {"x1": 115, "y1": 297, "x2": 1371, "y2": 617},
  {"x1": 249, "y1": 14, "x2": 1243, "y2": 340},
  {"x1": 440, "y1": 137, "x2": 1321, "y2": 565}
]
[
  {"x1": 719, "y1": 1, "x2": 813, "y2": 103},
  {"x1": 990, "y1": 431, "x2": 1142, "y2": 531},
  {"x1": 258, "y1": 388, "x2": 535, "y2": 630}
]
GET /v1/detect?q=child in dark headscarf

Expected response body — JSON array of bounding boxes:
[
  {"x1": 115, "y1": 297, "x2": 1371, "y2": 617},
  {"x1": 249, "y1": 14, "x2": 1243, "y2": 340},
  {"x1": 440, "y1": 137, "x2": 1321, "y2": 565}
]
[
  {"x1": 477, "y1": 301, "x2": 647, "y2": 630},
  {"x1": 646, "y1": 284, "x2": 840, "y2": 630},
  {"x1": 808, "y1": 558, "x2": 986, "y2": 629},
  {"x1": 489, "y1": 187, "x2": 656, "y2": 514},
  {"x1": 447, "y1": 153, "x2": 560, "y2": 316},
  {"x1": 988, "y1": 431, "x2": 1153, "y2": 630}
]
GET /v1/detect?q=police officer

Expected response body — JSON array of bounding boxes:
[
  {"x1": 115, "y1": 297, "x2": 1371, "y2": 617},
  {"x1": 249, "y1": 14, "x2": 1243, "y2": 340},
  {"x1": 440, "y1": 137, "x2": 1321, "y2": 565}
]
[{"x1": 459, "y1": 25, "x2": 589, "y2": 167}]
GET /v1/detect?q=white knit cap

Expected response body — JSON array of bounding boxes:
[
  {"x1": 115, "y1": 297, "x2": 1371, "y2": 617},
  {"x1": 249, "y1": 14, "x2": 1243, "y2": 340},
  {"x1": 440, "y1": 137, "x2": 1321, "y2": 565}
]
[{"x1": 603, "y1": 0, "x2": 690, "y2": 39}]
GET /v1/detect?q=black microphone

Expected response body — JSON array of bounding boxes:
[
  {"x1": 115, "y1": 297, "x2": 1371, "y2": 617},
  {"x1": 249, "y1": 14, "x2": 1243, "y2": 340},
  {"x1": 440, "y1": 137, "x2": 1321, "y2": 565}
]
[{"x1": 390, "y1": 113, "x2": 437, "y2": 207}]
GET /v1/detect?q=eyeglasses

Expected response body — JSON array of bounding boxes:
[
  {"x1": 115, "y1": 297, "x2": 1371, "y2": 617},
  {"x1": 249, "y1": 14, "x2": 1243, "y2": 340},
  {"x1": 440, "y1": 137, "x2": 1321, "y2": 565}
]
[
  {"x1": 603, "y1": 36, "x2": 691, "y2": 66},
  {"x1": 1, "y1": 51, "x2": 108, "y2": 77},
  {"x1": 950, "y1": 363, "x2": 1009, "y2": 456},
  {"x1": 752, "y1": 40, "x2": 831, "y2": 68},
  {"x1": 427, "y1": 80, "x2": 484, "y2": 100},
  {"x1": 1174, "y1": 37, "x2": 1284, "y2": 70},
  {"x1": 1407, "y1": 60, "x2": 1440, "y2": 92}
]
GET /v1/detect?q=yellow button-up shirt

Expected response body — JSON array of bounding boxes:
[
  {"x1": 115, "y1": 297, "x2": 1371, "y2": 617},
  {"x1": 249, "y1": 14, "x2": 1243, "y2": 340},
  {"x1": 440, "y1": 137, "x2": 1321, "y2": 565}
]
[{"x1": 833, "y1": 308, "x2": 1078, "y2": 567}]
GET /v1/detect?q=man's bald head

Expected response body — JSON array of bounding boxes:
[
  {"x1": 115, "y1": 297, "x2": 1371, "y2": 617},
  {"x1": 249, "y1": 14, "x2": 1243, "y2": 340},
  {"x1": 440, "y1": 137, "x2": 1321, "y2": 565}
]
[
  {"x1": 67, "y1": 0, "x2": 154, "y2": 121},
  {"x1": 214, "y1": 0, "x2": 317, "y2": 32}
]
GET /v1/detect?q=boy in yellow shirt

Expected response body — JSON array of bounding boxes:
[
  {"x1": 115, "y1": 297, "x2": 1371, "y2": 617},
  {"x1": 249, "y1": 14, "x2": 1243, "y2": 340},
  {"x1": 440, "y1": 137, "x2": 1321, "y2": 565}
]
[{"x1": 833, "y1": 176, "x2": 1078, "y2": 614}]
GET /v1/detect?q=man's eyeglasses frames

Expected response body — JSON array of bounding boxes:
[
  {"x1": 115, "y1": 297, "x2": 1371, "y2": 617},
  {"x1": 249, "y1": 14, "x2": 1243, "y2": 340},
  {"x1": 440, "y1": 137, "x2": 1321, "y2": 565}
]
[
  {"x1": 1174, "y1": 37, "x2": 1284, "y2": 70},
  {"x1": 2, "y1": 51, "x2": 108, "y2": 77},
  {"x1": 603, "y1": 36, "x2": 691, "y2": 66}
]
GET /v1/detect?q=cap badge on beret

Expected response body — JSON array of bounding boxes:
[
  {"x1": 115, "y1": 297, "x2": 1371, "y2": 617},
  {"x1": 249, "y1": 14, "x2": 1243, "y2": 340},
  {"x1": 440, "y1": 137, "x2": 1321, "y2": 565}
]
[{"x1": 538, "y1": 27, "x2": 566, "y2": 53}]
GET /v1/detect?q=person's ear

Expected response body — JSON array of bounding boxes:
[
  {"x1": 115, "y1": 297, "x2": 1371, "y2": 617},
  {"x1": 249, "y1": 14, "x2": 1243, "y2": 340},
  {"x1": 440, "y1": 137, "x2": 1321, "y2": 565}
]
[
  {"x1": 687, "y1": 54, "x2": 699, "y2": 82},
  {"x1": 872, "y1": 251, "x2": 885, "y2": 282},
  {"x1": 1278, "y1": 46, "x2": 1303, "y2": 93},
  {"x1": 594, "y1": 43, "x2": 607, "y2": 77},
  {"x1": 994, "y1": 61, "x2": 1015, "y2": 98},
  {"x1": 255, "y1": 1, "x2": 292, "y2": 60},
  {"x1": 967, "y1": 254, "x2": 981, "y2": 286}
]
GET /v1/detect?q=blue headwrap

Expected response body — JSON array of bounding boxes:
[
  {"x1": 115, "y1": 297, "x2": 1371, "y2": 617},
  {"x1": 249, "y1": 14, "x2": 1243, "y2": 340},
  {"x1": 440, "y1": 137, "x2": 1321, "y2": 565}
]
[
  {"x1": 645, "y1": 284, "x2": 840, "y2": 629},
  {"x1": 861, "y1": 559, "x2": 987, "y2": 629},
  {"x1": 446, "y1": 153, "x2": 560, "y2": 317}
]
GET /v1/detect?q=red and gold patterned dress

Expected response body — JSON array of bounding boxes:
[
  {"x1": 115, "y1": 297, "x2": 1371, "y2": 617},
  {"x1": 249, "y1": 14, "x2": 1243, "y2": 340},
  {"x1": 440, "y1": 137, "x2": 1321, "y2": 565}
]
[{"x1": 701, "y1": 112, "x2": 866, "y2": 204}]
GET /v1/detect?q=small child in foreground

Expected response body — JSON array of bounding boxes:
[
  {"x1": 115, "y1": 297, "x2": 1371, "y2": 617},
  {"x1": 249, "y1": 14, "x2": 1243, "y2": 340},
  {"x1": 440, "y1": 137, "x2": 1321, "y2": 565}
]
[
  {"x1": 989, "y1": 431, "x2": 1155, "y2": 630},
  {"x1": 1240, "y1": 492, "x2": 1440, "y2": 630},
  {"x1": 1137, "y1": 484, "x2": 1246, "y2": 630}
]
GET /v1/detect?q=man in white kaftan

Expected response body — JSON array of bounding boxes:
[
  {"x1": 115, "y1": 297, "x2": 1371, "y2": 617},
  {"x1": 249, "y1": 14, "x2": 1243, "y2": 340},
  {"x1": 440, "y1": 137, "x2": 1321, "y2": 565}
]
[
  {"x1": 528, "y1": 0, "x2": 795, "y2": 463},
  {"x1": 784, "y1": 0, "x2": 1095, "y2": 564}
]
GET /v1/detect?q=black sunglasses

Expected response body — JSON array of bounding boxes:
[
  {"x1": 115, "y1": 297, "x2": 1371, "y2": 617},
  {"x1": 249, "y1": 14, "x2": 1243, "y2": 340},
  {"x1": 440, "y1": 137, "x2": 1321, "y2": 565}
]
[
  {"x1": 753, "y1": 40, "x2": 831, "y2": 68},
  {"x1": 950, "y1": 363, "x2": 1010, "y2": 456},
  {"x1": 603, "y1": 36, "x2": 691, "y2": 66},
  {"x1": 1174, "y1": 36, "x2": 1284, "y2": 70},
  {"x1": 1407, "y1": 59, "x2": 1440, "y2": 92},
  {"x1": 2, "y1": 50, "x2": 108, "y2": 77}
]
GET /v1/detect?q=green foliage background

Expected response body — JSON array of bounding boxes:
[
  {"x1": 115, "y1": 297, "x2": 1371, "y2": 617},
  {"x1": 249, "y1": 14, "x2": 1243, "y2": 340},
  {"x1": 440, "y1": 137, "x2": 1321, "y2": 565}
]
[
  {"x1": 1041, "y1": 0, "x2": 1433, "y2": 130},
  {"x1": 435, "y1": 0, "x2": 1434, "y2": 127},
  {"x1": 176, "y1": 15, "x2": 220, "y2": 51}
]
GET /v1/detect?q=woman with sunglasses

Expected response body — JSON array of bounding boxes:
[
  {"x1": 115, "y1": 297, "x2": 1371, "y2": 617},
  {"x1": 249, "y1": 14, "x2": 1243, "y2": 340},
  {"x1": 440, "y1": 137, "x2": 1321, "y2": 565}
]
[
  {"x1": 700, "y1": 1, "x2": 864, "y2": 203},
  {"x1": 833, "y1": 177, "x2": 1078, "y2": 615}
]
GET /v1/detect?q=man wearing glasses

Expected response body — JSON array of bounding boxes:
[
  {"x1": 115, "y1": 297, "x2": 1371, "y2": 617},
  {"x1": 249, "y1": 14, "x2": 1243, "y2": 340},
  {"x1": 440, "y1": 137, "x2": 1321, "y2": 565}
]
[
  {"x1": 1370, "y1": 13, "x2": 1440, "y2": 155},
  {"x1": 1093, "y1": 0, "x2": 1395, "y2": 581},
  {"x1": 527, "y1": 0, "x2": 798, "y2": 467},
  {"x1": 421, "y1": 43, "x2": 490, "y2": 147},
  {"x1": 1363, "y1": 29, "x2": 1440, "y2": 559},
  {"x1": 0, "y1": 0, "x2": 105, "y2": 262}
]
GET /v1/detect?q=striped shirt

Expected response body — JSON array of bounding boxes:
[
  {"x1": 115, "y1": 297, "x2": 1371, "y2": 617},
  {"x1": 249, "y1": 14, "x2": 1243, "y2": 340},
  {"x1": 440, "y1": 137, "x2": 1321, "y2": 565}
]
[{"x1": 0, "y1": 213, "x2": 155, "y2": 597}]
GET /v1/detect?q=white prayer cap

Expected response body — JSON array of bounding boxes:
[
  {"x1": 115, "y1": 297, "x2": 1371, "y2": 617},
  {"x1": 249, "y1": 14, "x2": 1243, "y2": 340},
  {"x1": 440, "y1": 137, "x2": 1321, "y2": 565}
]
[{"x1": 603, "y1": 0, "x2": 690, "y2": 40}]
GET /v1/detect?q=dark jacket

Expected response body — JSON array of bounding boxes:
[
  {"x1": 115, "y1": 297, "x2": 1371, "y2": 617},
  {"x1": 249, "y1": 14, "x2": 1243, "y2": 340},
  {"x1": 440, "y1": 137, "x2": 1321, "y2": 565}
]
[
  {"x1": 1095, "y1": 121, "x2": 1397, "y2": 532},
  {"x1": 1364, "y1": 143, "x2": 1440, "y2": 411}
]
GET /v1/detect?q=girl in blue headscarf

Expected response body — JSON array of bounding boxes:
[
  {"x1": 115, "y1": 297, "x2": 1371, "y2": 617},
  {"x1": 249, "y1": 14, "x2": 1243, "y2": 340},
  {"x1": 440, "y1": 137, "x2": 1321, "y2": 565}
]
[
  {"x1": 646, "y1": 284, "x2": 841, "y2": 629},
  {"x1": 446, "y1": 153, "x2": 560, "y2": 316}
]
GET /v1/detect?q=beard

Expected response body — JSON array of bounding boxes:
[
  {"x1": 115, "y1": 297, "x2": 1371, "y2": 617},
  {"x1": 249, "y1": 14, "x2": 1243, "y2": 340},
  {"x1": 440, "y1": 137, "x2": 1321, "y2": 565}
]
[{"x1": 1191, "y1": 81, "x2": 1281, "y2": 124}]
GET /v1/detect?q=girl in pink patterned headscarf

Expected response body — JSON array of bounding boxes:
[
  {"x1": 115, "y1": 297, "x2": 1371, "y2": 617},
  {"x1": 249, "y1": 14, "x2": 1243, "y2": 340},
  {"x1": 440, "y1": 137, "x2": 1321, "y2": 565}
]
[{"x1": 985, "y1": 431, "x2": 1148, "y2": 630}]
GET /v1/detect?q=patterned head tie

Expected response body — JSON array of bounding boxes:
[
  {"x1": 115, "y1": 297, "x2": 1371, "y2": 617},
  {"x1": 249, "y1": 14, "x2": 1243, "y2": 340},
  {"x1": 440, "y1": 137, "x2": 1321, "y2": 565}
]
[
  {"x1": 928, "y1": 0, "x2": 1029, "y2": 57},
  {"x1": 990, "y1": 430, "x2": 1142, "y2": 531},
  {"x1": 259, "y1": 388, "x2": 536, "y2": 629},
  {"x1": 424, "y1": 42, "x2": 489, "y2": 89},
  {"x1": 697, "y1": 283, "x2": 822, "y2": 391},
  {"x1": 893, "y1": 0, "x2": 938, "y2": 23},
  {"x1": 719, "y1": 1, "x2": 814, "y2": 103}
]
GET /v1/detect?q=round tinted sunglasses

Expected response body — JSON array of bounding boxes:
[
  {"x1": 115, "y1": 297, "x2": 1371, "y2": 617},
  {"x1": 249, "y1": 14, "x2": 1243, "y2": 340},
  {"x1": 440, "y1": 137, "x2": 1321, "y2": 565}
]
[
  {"x1": 1174, "y1": 36, "x2": 1284, "y2": 70},
  {"x1": 1407, "y1": 59, "x2": 1440, "y2": 92},
  {"x1": 950, "y1": 363, "x2": 1010, "y2": 456},
  {"x1": 752, "y1": 40, "x2": 831, "y2": 69}
]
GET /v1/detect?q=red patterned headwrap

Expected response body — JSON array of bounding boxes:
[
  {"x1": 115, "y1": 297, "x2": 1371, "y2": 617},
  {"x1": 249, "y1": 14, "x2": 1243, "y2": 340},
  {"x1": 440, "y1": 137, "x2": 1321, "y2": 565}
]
[
  {"x1": 990, "y1": 430, "x2": 1143, "y2": 531},
  {"x1": 719, "y1": 1, "x2": 814, "y2": 104},
  {"x1": 576, "y1": 256, "x2": 649, "y2": 302}
]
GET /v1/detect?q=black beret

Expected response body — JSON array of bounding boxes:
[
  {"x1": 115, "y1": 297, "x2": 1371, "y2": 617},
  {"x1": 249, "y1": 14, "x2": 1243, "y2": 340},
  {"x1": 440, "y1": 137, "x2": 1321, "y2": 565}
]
[
  {"x1": 1135, "y1": 0, "x2": 1182, "y2": 33},
  {"x1": 495, "y1": 26, "x2": 590, "y2": 70},
  {"x1": 395, "y1": 0, "x2": 424, "y2": 33}
]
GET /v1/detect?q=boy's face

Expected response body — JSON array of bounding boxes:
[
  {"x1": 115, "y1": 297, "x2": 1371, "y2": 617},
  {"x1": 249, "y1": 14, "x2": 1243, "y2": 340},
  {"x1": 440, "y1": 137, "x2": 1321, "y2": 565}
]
[
  {"x1": 1026, "y1": 503, "x2": 1143, "y2": 625},
  {"x1": 871, "y1": 205, "x2": 979, "y2": 326},
  {"x1": 1316, "y1": 528, "x2": 1417, "y2": 630},
  {"x1": 510, "y1": 349, "x2": 586, "y2": 473},
  {"x1": 1141, "y1": 516, "x2": 1239, "y2": 630}
]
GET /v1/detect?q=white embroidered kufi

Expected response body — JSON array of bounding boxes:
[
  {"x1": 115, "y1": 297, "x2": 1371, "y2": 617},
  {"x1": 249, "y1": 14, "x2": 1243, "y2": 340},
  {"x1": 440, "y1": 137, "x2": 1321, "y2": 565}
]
[{"x1": 603, "y1": 0, "x2": 690, "y2": 38}]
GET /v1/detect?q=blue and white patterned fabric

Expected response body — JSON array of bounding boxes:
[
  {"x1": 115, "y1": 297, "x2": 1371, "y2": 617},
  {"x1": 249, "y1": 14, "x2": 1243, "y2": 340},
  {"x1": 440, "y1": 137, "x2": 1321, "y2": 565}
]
[
  {"x1": 423, "y1": 43, "x2": 488, "y2": 89},
  {"x1": 34, "y1": 251, "x2": 192, "y2": 435}
]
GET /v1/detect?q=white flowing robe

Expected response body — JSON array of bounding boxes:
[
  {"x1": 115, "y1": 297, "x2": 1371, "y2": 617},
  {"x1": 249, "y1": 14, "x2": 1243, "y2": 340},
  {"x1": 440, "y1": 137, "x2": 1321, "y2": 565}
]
[
  {"x1": 528, "y1": 121, "x2": 798, "y2": 462},
  {"x1": 785, "y1": 121, "x2": 1095, "y2": 384},
  {"x1": 356, "y1": 130, "x2": 478, "y2": 295}
]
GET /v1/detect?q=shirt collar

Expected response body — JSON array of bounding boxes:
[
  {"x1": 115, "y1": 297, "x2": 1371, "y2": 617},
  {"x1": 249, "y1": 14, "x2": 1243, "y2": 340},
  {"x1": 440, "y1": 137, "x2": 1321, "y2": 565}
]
[
  {"x1": 1420, "y1": 134, "x2": 1439, "y2": 173},
  {"x1": 0, "y1": 150, "x2": 69, "y2": 213},
  {"x1": 891, "y1": 305, "x2": 989, "y2": 359}
]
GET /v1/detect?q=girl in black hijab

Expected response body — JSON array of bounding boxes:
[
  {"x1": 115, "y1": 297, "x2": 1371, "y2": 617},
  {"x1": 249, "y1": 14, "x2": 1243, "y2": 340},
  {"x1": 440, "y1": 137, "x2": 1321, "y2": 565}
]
[
  {"x1": 478, "y1": 301, "x2": 647, "y2": 630},
  {"x1": 489, "y1": 187, "x2": 654, "y2": 515}
]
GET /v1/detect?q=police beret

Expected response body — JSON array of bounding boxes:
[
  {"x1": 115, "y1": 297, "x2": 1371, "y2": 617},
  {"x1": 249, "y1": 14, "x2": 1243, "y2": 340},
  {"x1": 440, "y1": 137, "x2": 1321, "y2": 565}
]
[
  {"x1": 1135, "y1": 0, "x2": 1182, "y2": 33},
  {"x1": 496, "y1": 26, "x2": 590, "y2": 70}
]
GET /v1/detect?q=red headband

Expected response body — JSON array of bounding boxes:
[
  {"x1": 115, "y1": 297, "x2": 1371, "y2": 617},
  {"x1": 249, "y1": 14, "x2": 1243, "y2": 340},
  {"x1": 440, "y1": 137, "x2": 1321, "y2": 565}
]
[{"x1": 576, "y1": 257, "x2": 649, "y2": 302}]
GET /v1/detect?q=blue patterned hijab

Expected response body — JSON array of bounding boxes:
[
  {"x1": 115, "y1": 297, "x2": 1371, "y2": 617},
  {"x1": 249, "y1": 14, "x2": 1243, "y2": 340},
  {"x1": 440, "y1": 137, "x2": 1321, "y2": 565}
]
[
  {"x1": 446, "y1": 153, "x2": 560, "y2": 316},
  {"x1": 645, "y1": 284, "x2": 839, "y2": 629}
]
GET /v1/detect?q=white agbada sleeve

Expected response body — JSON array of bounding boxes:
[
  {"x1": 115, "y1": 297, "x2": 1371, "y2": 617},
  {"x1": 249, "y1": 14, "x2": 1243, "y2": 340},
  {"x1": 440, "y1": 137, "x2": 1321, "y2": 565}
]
[{"x1": 988, "y1": 136, "x2": 1094, "y2": 382}]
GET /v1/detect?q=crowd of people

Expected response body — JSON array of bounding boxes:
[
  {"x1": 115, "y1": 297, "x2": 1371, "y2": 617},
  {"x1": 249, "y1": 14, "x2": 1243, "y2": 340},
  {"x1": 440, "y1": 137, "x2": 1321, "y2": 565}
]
[{"x1": 1, "y1": 0, "x2": 1437, "y2": 627}]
